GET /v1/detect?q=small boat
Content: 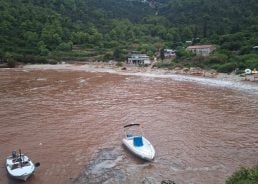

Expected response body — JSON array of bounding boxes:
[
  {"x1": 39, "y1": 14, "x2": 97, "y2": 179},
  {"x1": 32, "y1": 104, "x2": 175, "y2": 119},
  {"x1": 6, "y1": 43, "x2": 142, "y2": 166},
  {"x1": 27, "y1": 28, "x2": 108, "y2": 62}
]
[
  {"x1": 6, "y1": 150, "x2": 40, "y2": 181},
  {"x1": 122, "y1": 123, "x2": 155, "y2": 161}
]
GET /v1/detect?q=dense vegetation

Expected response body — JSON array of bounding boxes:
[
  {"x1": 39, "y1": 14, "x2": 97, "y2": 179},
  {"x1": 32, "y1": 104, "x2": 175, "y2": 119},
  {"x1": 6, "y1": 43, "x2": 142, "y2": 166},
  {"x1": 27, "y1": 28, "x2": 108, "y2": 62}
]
[
  {"x1": 226, "y1": 165, "x2": 258, "y2": 184},
  {"x1": 0, "y1": 0, "x2": 258, "y2": 72}
]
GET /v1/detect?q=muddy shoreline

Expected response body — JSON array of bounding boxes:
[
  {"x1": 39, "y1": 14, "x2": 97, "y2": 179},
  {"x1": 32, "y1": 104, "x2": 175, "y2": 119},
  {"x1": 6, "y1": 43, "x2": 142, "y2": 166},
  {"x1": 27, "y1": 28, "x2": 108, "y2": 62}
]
[{"x1": 20, "y1": 62, "x2": 251, "y2": 83}]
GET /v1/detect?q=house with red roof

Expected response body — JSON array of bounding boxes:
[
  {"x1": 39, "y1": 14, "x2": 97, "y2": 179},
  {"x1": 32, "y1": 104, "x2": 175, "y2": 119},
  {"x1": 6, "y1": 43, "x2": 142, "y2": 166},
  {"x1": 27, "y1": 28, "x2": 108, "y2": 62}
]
[{"x1": 186, "y1": 45, "x2": 216, "y2": 56}]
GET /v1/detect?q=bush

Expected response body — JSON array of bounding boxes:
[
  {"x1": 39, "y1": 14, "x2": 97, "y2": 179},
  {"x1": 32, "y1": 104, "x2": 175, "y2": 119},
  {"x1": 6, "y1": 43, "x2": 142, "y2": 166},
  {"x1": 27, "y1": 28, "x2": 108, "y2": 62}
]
[
  {"x1": 48, "y1": 59, "x2": 58, "y2": 65},
  {"x1": 113, "y1": 48, "x2": 127, "y2": 61},
  {"x1": 223, "y1": 41, "x2": 242, "y2": 51},
  {"x1": 154, "y1": 61, "x2": 177, "y2": 69},
  {"x1": 103, "y1": 53, "x2": 113, "y2": 61},
  {"x1": 226, "y1": 165, "x2": 258, "y2": 184},
  {"x1": 7, "y1": 59, "x2": 16, "y2": 68},
  {"x1": 212, "y1": 62, "x2": 236, "y2": 73},
  {"x1": 242, "y1": 54, "x2": 258, "y2": 69},
  {"x1": 16, "y1": 55, "x2": 47, "y2": 64},
  {"x1": 56, "y1": 42, "x2": 73, "y2": 51},
  {"x1": 116, "y1": 62, "x2": 123, "y2": 67},
  {"x1": 239, "y1": 46, "x2": 252, "y2": 55},
  {"x1": 176, "y1": 47, "x2": 193, "y2": 59},
  {"x1": 208, "y1": 53, "x2": 228, "y2": 64},
  {"x1": 104, "y1": 40, "x2": 119, "y2": 48}
]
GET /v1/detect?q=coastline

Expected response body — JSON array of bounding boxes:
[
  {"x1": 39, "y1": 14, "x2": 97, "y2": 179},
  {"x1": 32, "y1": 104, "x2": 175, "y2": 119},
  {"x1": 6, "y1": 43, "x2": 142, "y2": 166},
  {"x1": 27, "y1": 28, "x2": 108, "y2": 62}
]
[
  {"x1": 21, "y1": 62, "x2": 253, "y2": 83},
  {"x1": 20, "y1": 62, "x2": 258, "y2": 95}
]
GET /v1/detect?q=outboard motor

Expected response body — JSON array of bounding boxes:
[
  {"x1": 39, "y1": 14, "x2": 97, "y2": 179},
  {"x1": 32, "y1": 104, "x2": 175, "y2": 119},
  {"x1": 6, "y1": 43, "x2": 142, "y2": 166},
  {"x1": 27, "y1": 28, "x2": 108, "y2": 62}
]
[{"x1": 12, "y1": 151, "x2": 17, "y2": 158}]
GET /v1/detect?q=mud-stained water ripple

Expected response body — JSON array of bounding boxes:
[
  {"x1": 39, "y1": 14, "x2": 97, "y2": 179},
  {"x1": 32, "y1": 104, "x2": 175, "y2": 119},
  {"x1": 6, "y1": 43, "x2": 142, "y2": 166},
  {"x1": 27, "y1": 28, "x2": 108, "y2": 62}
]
[{"x1": 0, "y1": 68, "x2": 258, "y2": 184}]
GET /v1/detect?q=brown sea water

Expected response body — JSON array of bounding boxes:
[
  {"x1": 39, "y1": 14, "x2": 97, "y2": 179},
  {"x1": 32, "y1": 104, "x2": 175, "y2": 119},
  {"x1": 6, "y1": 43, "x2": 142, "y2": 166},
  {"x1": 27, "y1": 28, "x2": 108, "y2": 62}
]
[{"x1": 0, "y1": 67, "x2": 258, "y2": 184}]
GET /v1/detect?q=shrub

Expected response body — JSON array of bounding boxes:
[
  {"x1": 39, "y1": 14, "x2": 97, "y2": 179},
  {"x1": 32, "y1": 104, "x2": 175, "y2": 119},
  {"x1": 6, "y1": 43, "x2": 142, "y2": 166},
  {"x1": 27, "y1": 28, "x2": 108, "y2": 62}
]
[
  {"x1": 17, "y1": 55, "x2": 47, "y2": 64},
  {"x1": 48, "y1": 59, "x2": 58, "y2": 65},
  {"x1": 154, "y1": 60, "x2": 178, "y2": 69},
  {"x1": 116, "y1": 62, "x2": 123, "y2": 67},
  {"x1": 213, "y1": 62, "x2": 236, "y2": 73},
  {"x1": 176, "y1": 48, "x2": 193, "y2": 59},
  {"x1": 239, "y1": 46, "x2": 252, "y2": 55},
  {"x1": 226, "y1": 165, "x2": 258, "y2": 184},
  {"x1": 56, "y1": 42, "x2": 72, "y2": 51},
  {"x1": 242, "y1": 54, "x2": 258, "y2": 69},
  {"x1": 103, "y1": 53, "x2": 113, "y2": 61},
  {"x1": 7, "y1": 59, "x2": 16, "y2": 68},
  {"x1": 208, "y1": 53, "x2": 228, "y2": 64}
]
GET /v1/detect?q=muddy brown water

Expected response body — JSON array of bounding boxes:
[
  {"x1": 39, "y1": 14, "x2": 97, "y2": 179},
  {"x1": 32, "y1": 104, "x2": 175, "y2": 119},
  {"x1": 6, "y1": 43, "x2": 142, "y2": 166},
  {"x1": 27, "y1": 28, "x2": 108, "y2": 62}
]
[{"x1": 0, "y1": 67, "x2": 258, "y2": 184}]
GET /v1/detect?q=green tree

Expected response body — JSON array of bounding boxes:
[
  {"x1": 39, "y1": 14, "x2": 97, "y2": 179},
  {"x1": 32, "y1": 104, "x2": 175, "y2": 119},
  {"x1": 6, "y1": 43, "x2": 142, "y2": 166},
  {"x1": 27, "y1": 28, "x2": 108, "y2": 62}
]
[
  {"x1": 113, "y1": 48, "x2": 123, "y2": 61},
  {"x1": 160, "y1": 48, "x2": 165, "y2": 61}
]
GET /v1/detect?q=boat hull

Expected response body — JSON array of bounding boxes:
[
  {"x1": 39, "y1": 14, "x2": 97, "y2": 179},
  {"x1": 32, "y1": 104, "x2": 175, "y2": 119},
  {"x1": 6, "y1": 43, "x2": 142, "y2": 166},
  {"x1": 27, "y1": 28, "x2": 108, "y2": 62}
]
[
  {"x1": 8, "y1": 173, "x2": 32, "y2": 181},
  {"x1": 123, "y1": 136, "x2": 155, "y2": 161}
]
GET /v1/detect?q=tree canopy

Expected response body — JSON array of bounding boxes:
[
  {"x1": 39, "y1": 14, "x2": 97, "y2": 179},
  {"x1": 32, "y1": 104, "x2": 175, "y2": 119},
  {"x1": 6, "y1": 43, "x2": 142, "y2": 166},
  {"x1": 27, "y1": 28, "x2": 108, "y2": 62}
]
[{"x1": 0, "y1": 0, "x2": 257, "y2": 70}]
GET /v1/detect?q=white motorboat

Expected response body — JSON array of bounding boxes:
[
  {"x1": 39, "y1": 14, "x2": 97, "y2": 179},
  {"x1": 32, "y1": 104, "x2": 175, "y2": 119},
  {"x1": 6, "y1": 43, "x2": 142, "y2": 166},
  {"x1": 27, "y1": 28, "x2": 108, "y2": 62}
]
[
  {"x1": 122, "y1": 124, "x2": 155, "y2": 161},
  {"x1": 6, "y1": 150, "x2": 40, "y2": 181}
]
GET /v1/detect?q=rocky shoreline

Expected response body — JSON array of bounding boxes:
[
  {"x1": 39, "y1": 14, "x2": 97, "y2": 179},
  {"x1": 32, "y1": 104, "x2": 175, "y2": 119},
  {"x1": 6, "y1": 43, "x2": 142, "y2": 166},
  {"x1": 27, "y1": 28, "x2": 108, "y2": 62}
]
[{"x1": 20, "y1": 62, "x2": 258, "y2": 84}]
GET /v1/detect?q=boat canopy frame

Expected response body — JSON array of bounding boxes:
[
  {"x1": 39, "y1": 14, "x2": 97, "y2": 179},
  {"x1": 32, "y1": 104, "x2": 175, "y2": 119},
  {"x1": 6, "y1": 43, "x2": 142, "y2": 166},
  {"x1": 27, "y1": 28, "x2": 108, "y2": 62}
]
[
  {"x1": 124, "y1": 123, "x2": 140, "y2": 128},
  {"x1": 123, "y1": 123, "x2": 144, "y2": 138}
]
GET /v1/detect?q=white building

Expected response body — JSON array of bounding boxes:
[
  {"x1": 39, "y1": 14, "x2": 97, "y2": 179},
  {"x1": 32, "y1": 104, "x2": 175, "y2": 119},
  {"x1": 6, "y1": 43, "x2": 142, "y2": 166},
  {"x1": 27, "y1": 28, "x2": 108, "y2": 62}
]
[
  {"x1": 164, "y1": 49, "x2": 176, "y2": 58},
  {"x1": 186, "y1": 45, "x2": 215, "y2": 56},
  {"x1": 127, "y1": 54, "x2": 151, "y2": 65}
]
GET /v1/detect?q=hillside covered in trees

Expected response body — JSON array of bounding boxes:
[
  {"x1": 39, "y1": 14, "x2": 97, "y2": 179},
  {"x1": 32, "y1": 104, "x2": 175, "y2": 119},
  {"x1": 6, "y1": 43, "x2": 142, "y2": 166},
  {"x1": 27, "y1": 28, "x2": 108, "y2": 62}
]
[{"x1": 0, "y1": 0, "x2": 258, "y2": 72}]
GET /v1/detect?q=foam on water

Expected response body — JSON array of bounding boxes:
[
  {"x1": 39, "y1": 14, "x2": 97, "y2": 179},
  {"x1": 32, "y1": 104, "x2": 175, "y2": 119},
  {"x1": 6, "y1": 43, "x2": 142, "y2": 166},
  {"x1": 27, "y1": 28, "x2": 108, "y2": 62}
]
[
  {"x1": 70, "y1": 64, "x2": 258, "y2": 95},
  {"x1": 23, "y1": 64, "x2": 258, "y2": 94},
  {"x1": 119, "y1": 72, "x2": 258, "y2": 95}
]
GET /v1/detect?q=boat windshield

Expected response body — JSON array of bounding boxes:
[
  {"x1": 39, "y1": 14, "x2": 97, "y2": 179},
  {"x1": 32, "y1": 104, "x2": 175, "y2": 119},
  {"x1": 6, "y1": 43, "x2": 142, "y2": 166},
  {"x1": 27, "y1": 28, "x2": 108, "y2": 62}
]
[{"x1": 124, "y1": 124, "x2": 143, "y2": 138}]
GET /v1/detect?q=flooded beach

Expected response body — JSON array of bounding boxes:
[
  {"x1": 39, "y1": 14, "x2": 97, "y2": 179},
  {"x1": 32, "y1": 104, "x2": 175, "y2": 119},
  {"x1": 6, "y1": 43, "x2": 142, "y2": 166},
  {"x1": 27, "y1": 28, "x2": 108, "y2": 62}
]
[{"x1": 0, "y1": 65, "x2": 258, "y2": 184}]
